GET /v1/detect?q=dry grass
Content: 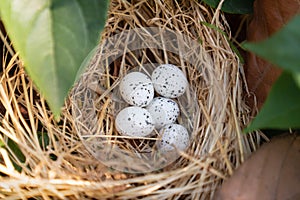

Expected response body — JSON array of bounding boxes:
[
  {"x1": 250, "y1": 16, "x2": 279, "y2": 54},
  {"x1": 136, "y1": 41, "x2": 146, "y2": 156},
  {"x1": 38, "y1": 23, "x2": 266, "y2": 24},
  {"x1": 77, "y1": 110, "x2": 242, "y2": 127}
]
[{"x1": 0, "y1": 0, "x2": 263, "y2": 199}]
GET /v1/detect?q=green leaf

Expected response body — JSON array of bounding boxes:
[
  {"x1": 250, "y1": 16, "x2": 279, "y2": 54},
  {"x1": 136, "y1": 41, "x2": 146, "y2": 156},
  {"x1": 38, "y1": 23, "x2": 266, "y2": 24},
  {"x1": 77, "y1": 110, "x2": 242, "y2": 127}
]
[
  {"x1": 0, "y1": 139, "x2": 24, "y2": 171},
  {"x1": 203, "y1": 0, "x2": 254, "y2": 14},
  {"x1": 38, "y1": 132, "x2": 50, "y2": 150},
  {"x1": 243, "y1": 14, "x2": 300, "y2": 87},
  {"x1": 243, "y1": 14, "x2": 300, "y2": 133},
  {"x1": 245, "y1": 72, "x2": 300, "y2": 132},
  {"x1": 0, "y1": 0, "x2": 109, "y2": 118},
  {"x1": 75, "y1": 46, "x2": 98, "y2": 82},
  {"x1": 7, "y1": 139, "x2": 25, "y2": 172},
  {"x1": 0, "y1": 139, "x2": 4, "y2": 148},
  {"x1": 293, "y1": 73, "x2": 300, "y2": 88}
]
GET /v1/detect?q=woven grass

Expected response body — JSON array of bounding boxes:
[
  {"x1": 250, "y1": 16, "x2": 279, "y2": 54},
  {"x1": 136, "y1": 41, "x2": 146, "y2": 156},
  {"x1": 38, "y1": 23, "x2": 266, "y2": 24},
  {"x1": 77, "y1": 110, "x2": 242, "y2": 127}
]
[{"x1": 0, "y1": 0, "x2": 262, "y2": 199}]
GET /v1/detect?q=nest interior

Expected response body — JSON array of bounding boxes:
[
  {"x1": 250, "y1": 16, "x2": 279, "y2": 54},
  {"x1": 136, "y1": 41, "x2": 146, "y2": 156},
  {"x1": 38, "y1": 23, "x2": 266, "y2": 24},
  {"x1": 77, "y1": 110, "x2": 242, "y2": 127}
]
[{"x1": 0, "y1": 0, "x2": 262, "y2": 199}]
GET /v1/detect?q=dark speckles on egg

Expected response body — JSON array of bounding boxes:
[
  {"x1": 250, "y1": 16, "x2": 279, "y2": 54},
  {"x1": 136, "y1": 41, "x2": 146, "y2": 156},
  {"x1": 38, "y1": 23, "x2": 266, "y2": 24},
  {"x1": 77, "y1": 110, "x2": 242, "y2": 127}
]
[
  {"x1": 119, "y1": 72, "x2": 154, "y2": 107},
  {"x1": 157, "y1": 124, "x2": 189, "y2": 152},
  {"x1": 115, "y1": 106, "x2": 154, "y2": 137},
  {"x1": 146, "y1": 97, "x2": 180, "y2": 129},
  {"x1": 151, "y1": 64, "x2": 188, "y2": 98}
]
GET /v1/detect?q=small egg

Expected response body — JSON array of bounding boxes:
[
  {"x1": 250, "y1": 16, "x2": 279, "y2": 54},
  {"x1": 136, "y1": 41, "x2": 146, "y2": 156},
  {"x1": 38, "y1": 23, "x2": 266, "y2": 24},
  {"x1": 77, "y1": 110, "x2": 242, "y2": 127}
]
[
  {"x1": 119, "y1": 72, "x2": 154, "y2": 107},
  {"x1": 146, "y1": 97, "x2": 180, "y2": 129},
  {"x1": 115, "y1": 106, "x2": 154, "y2": 137},
  {"x1": 151, "y1": 64, "x2": 188, "y2": 98},
  {"x1": 157, "y1": 124, "x2": 189, "y2": 152}
]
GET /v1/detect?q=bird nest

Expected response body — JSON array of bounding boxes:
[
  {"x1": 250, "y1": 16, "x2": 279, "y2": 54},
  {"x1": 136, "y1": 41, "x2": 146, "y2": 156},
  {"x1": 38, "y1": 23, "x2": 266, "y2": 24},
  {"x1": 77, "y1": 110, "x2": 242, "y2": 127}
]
[{"x1": 0, "y1": 0, "x2": 262, "y2": 199}]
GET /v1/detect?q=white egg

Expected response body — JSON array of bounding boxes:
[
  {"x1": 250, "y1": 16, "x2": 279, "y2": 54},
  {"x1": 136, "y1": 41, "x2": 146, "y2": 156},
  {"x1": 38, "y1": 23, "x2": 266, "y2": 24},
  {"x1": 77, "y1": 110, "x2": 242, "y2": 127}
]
[
  {"x1": 151, "y1": 64, "x2": 188, "y2": 98},
  {"x1": 146, "y1": 97, "x2": 180, "y2": 129},
  {"x1": 115, "y1": 106, "x2": 154, "y2": 137},
  {"x1": 119, "y1": 72, "x2": 154, "y2": 107},
  {"x1": 157, "y1": 124, "x2": 189, "y2": 152}
]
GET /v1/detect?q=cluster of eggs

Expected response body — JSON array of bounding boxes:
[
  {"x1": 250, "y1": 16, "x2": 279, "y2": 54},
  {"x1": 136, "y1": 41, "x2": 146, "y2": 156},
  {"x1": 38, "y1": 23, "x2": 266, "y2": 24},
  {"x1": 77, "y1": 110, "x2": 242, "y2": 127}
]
[{"x1": 115, "y1": 64, "x2": 190, "y2": 153}]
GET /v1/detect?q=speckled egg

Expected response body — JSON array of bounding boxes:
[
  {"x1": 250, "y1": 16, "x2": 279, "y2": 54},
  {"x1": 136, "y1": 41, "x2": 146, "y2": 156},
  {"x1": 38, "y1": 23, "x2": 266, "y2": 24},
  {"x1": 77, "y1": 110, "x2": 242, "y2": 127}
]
[
  {"x1": 151, "y1": 64, "x2": 188, "y2": 98},
  {"x1": 119, "y1": 72, "x2": 154, "y2": 107},
  {"x1": 157, "y1": 124, "x2": 189, "y2": 152},
  {"x1": 146, "y1": 97, "x2": 180, "y2": 129},
  {"x1": 115, "y1": 106, "x2": 154, "y2": 137}
]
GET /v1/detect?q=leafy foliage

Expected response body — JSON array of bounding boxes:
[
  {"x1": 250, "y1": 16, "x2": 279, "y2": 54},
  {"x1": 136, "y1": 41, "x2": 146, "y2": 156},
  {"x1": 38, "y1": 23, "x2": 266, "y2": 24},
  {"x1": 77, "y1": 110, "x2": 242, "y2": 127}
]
[
  {"x1": 0, "y1": 139, "x2": 4, "y2": 148},
  {"x1": 0, "y1": 0, "x2": 109, "y2": 118},
  {"x1": 244, "y1": 73, "x2": 300, "y2": 132},
  {"x1": 203, "y1": 0, "x2": 254, "y2": 14},
  {"x1": 244, "y1": 15, "x2": 300, "y2": 87},
  {"x1": 7, "y1": 139, "x2": 25, "y2": 172},
  {"x1": 38, "y1": 132, "x2": 50, "y2": 150},
  {"x1": 244, "y1": 15, "x2": 300, "y2": 132}
]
